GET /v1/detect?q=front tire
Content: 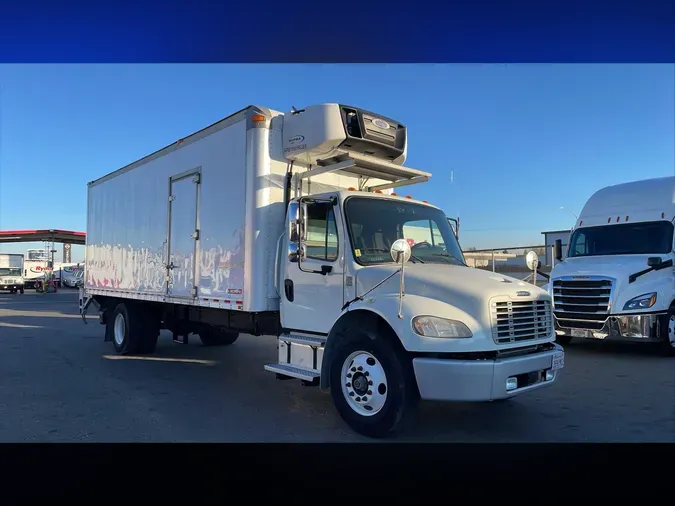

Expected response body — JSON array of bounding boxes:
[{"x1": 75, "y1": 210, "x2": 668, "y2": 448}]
[
  {"x1": 198, "y1": 326, "x2": 239, "y2": 346},
  {"x1": 329, "y1": 326, "x2": 419, "y2": 438},
  {"x1": 19, "y1": 287, "x2": 24, "y2": 294},
  {"x1": 658, "y1": 309, "x2": 675, "y2": 357}
]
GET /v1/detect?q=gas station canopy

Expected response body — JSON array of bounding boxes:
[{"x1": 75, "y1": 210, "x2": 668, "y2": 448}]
[{"x1": 0, "y1": 229, "x2": 86, "y2": 245}]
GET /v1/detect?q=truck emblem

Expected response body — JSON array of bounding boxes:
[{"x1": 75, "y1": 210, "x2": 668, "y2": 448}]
[
  {"x1": 288, "y1": 135, "x2": 305, "y2": 145},
  {"x1": 373, "y1": 119, "x2": 389, "y2": 129},
  {"x1": 516, "y1": 291, "x2": 530, "y2": 297}
]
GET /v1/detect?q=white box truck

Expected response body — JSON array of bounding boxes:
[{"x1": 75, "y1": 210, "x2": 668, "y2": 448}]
[
  {"x1": 79, "y1": 104, "x2": 564, "y2": 437},
  {"x1": 549, "y1": 176, "x2": 675, "y2": 356},
  {"x1": 0, "y1": 253, "x2": 25, "y2": 294}
]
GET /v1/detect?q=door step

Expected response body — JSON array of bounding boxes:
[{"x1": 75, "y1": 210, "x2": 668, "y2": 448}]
[
  {"x1": 279, "y1": 334, "x2": 327, "y2": 347},
  {"x1": 264, "y1": 363, "x2": 320, "y2": 382},
  {"x1": 264, "y1": 333, "x2": 326, "y2": 384}
]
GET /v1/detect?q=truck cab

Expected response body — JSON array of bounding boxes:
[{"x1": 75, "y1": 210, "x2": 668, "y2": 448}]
[
  {"x1": 0, "y1": 254, "x2": 25, "y2": 294},
  {"x1": 549, "y1": 177, "x2": 675, "y2": 356},
  {"x1": 267, "y1": 104, "x2": 564, "y2": 436}
]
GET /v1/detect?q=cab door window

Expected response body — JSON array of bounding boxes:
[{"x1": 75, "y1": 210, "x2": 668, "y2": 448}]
[{"x1": 305, "y1": 203, "x2": 339, "y2": 262}]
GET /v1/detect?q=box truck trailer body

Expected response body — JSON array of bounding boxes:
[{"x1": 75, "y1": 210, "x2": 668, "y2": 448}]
[
  {"x1": 549, "y1": 176, "x2": 675, "y2": 355},
  {"x1": 80, "y1": 104, "x2": 564, "y2": 437}
]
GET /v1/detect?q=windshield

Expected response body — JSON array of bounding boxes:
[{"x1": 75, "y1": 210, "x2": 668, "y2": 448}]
[
  {"x1": 344, "y1": 196, "x2": 465, "y2": 266},
  {"x1": 0, "y1": 268, "x2": 21, "y2": 276},
  {"x1": 568, "y1": 221, "x2": 674, "y2": 257}
]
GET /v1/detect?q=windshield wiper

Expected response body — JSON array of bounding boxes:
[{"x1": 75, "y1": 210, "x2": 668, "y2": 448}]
[
  {"x1": 429, "y1": 252, "x2": 467, "y2": 266},
  {"x1": 362, "y1": 247, "x2": 425, "y2": 263},
  {"x1": 628, "y1": 258, "x2": 673, "y2": 283}
]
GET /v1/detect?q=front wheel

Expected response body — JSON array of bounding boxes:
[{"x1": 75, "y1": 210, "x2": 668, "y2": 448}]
[
  {"x1": 658, "y1": 310, "x2": 675, "y2": 357},
  {"x1": 19, "y1": 287, "x2": 24, "y2": 294},
  {"x1": 329, "y1": 329, "x2": 419, "y2": 438}
]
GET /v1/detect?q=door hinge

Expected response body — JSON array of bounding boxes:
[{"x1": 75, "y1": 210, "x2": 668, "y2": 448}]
[
  {"x1": 169, "y1": 195, "x2": 176, "y2": 202},
  {"x1": 191, "y1": 229, "x2": 200, "y2": 240},
  {"x1": 191, "y1": 286, "x2": 198, "y2": 297}
]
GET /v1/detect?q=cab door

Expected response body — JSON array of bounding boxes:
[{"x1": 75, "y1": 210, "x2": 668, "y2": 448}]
[{"x1": 281, "y1": 195, "x2": 344, "y2": 335}]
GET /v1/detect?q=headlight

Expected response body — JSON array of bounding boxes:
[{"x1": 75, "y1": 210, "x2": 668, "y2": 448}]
[
  {"x1": 412, "y1": 316, "x2": 473, "y2": 338},
  {"x1": 623, "y1": 292, "x2": 657, "y2": 311}
]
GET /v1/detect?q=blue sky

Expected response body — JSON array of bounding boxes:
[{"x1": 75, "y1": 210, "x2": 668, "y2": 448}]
[{"x1": 0, "y1": 64, "x2": 672, "y2": 260}]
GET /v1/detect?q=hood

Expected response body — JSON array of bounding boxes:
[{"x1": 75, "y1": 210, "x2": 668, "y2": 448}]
[{"x1": 355, "y1": 263, "x2": 548, "y2": 317}]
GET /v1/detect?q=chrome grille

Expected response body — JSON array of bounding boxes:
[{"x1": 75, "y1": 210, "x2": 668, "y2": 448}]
[
  {"x1": 552, "y1": 277, "x2": 613, "y2": 330},
  {"x1": 490, "y1": 299, "x2": 553, "y2": 344}
]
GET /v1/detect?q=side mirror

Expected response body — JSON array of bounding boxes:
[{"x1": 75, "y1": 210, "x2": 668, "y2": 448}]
[
  {"x1": 288, "y1": 202, "x2": 300, "y2": 243},
  {"x1": 390, "y1": 239, "x2": 412, "y2": 264},
  {"x1": 647, "y1": 256, "x2": 662, "y2": 267},
  {"x1": 287, "y1": 201, "x2": 308, "y2": 263},
  {"x1": 554, "y1": 239, "x2": 563, "y2": 262}
]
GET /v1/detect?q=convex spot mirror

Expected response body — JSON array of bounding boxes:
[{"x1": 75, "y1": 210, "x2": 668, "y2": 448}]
[{"x1": 390, "y1": 239, "x2": 412, "y2": 264}]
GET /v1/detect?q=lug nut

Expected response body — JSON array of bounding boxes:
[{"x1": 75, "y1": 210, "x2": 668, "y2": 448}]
[
  {"x1": 362, "y1": 396, "x2": 368, "y2": 402},
  {"x1": 368, "y1": 380, "x2": 373, "y2": 386},
  {"x1": 349, "y1": 392, "x2": 354, "y2": 396},
  {"x1": 347, "y1": 373, "x2": 352, "y2": 378},
  {"x1": 355, "y1": 397, "x2": 361, "y2": 402},
  {"x1": 357, "y1": 366, "x2": 363, "y2": 371},
  {"x1": 367, "y1": 390, "x2": 372, "y2": 395},
  {"x1": 351, "y1": 367, "x2": 356, "y2": 372},
  {"x1": 346, "y1": 382, "x2": 351, "y2": 387},
  {"x1": 364, "y1": 371, "x2": 370, "y2": 376}
]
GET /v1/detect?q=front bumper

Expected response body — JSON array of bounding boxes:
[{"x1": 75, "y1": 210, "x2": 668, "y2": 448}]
[
  {"x1": 554, "y1": 313, "x2": 665, "y2": 343},
  {"x1": 0, "y1": 284, "x2": 22, "y2": 291},
  {"x1": 412, "y1": 343, "x2": 564, "y2": 402}
]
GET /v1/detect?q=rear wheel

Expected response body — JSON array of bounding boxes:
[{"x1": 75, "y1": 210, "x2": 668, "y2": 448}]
[
  {"x1": 198, "y1": 326, "x2": 239, "y2": 346},
  {"x1": 109, "y1": 302, "x2": 159, "y2": 355},
  {"x1": 329, "y1": 325, "x2": 419, "y2": 438}
]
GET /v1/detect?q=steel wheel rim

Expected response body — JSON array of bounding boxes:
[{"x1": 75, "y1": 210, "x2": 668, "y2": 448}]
[
  {"x1": 340, "y1": 351, "x2": 388, "y2": 417},
  {"x1": 113, "y1": 313, "x2": 126, "y2": 346},
  {"x1": 668, "y1": 315, "x2": 675, "y2": 348}
]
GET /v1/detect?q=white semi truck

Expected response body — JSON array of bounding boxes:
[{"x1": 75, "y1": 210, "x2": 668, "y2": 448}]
[
  {"x1": 79, "y1": 103, "x2": 564, "y2": 437},
  {"x1": 550, "y1": 176, "x2": 675, "y2": 356},
  {"x1": 0, "y1": 253, "x2": 25, "y2": 294}
]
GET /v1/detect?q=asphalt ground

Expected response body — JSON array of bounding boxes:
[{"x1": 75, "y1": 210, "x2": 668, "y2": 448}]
[{"x1": 0, "y1": 290, "x2": 673, "y2": 442}]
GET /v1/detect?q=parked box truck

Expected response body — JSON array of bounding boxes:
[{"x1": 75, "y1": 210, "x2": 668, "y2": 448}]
[
  {"x1": 0, "y1": 253, "x2": 25, "y2": 294},
  {"x1": 79, "y1": 104, "x2": 564, "y2": 437},
  {"x1": 550, "y1": 176, "x2": 675, "y2": 356}
]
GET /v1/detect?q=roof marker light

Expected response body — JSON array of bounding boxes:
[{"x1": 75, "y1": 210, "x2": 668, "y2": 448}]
[
  {"x1": 625, "y1": 216, "x2": 629, "y2": 221},
  {"x1": 347, "y1": 187, "x2": 356, "y2": 191},
  {"x1": 252, "y1": 115, "x2": 266, "y2": 122},
  {"x1": 405, "y1": 195, "x2": 412, "y2": 199},
  {"x1": 374, "y1": 189, "x2": 383, "y2": 194},
  {"x1": 391, "y1": 193, "x2": 398, "y2": 196}
]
